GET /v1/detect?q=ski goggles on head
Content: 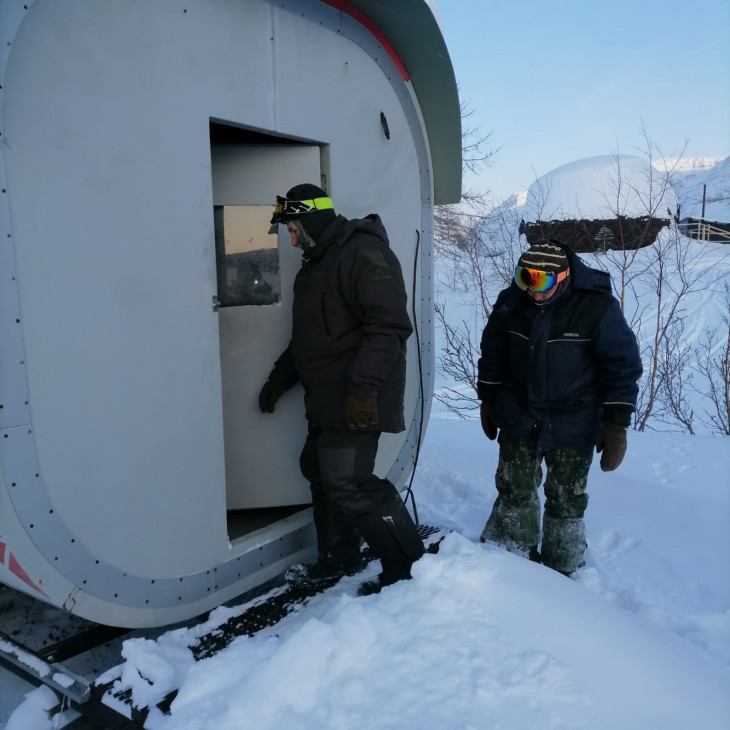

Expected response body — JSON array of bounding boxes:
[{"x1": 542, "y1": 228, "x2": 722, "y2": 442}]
[
  {"x1": 514, "y1": 265, "x2": 569, "y2": 293},
  {"x1": 269, "y1": 195, "x2": 334, "y2": 225}
]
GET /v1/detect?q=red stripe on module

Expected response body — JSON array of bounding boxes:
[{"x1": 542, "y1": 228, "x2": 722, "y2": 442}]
[
  {"x1": 8, "y1": 551, "x2": 48, "y2": 596},
  {"x1": 322, "y1": 0, "x2": 409, "y2": 81}
]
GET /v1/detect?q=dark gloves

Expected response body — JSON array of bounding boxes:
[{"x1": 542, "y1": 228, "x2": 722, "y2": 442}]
[
  {"x1": 596, "y1": 423, "x2": 627, "y2": 472},
  {"x1": 344, "y1": 395, "x2": 379, "y2": 429},
  {"x1": 480, "y1": 401, "x2": 497, "y2": 440},
  {"x1": 258, "y1": 380, "x2": 287, "y2": 413}
]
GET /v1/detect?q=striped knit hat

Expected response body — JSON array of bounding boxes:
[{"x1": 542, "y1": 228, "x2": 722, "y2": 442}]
[{"x1": 518, "y1": 241, "x2": 569, "y2": 273}]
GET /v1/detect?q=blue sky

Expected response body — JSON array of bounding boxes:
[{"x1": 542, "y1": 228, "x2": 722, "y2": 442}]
[{"x1": 435, "y1": 0, "x2": 730, "y2": 200}]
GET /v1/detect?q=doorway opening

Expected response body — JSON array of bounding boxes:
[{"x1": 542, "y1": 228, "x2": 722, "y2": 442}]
[{"x1": 209, "y1": 119, "x2": 325, "y2": 543}]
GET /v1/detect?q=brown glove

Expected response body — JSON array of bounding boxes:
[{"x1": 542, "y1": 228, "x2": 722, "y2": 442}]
[
  {"x1": 596, "y1": 423, "x2": 627, "y2": 472},
  {"x1": 344, "y1": 395, "x2": 379, "y2": 429},
  {"x1": 258, "y1": 380, "x2": 287, "y2": 413},
  {"x1": 480, "y1": 401, "x2": 497, "y2": 440}
]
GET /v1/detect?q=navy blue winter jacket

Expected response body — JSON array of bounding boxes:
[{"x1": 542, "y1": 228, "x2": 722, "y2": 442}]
[{"x1": 477, "y1": 247, "x2": 642, "y2": 450}]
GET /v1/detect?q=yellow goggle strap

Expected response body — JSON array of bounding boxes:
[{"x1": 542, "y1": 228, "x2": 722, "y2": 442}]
[{"x1": 273, "y1": 195, "x2": 334, "y2": 220}]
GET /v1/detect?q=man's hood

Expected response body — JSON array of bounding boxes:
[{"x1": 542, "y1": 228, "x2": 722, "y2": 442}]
[
  {"x1": 563, "y1": 245, "x2": 612, "y2": 293},
  {"x1": 303, "y1": 214, "x2": 389, "y2": 261}
]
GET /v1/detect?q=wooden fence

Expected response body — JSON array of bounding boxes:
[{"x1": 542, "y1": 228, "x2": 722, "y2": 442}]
[{"x1": 679, "y1": 218, "x2": 730, "y2": 243}]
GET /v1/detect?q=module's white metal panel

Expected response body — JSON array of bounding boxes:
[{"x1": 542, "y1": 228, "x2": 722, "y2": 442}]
[
  {"x1": 270, "y1": 11, "x2": 426, "y2": 483},
  {"x1": 0, "y1": 0, "x2": 451, "y2": 626},
  {"x1": 2, "y1": 0, "x2": 268, "y2": 577},
  {"x1": 211, "y1": 144, "x2": 320, "y2": 509}
]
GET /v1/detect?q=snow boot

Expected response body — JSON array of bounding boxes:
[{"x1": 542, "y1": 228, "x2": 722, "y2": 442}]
[
  {"x1": 285, "y1": 553, "x2": 362, "y2": 588},
  {"x1": 540, "y1": 514, "x2": 587, "y2": 576},
  {"x1": 354, "y1": 484, "x2": 424, "y2": 596},
  {"x1": 480, "y1": 494, "x2": 541, "y2": 559},
  {"x1": 291, "y1": 480, "x2": 362, "y2": 587},
  {"x1": 356, "y1": 567, "x2": 412, "y2": 596},
  {"x1": 310, "y1": 482, "x2": 362, "y2": 569}
]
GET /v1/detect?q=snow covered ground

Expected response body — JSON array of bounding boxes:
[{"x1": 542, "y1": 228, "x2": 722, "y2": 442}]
[{"x1": 5, "y1": 421, "x2": 729, "y2": 729}]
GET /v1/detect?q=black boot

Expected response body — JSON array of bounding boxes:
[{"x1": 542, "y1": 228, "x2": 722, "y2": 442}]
[
  {"x1": 290, "y1": 482, "x2": 362, "y2": 587},
  {"x1": 356, "y1": 569, "x2": 411, "y2": 596},
  {"x1": 285, "y1": 524, "x2": 363, "y2": 587},
  {"x1": 285, "y1": 555, "x2": 358, "y2": 587},
  {"x1": 354, "y1": 484, "x2": 424, "y2": 596},
  {"x1": 326, "y1": 500, "x2": 362, "y2": 575}
]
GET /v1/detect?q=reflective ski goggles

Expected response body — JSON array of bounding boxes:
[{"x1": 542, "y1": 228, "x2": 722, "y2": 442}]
[
  {"x1": 514, "y1": 266, "x2": 569, "y2": 293},
  {"x1": 269, "y1": 195, "x2": 334, "y2": 225}
]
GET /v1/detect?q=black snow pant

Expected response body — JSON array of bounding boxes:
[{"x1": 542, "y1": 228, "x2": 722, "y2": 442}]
[
  {"x1": 480, "y1": 430, "x2": 593, "y2": 574},
  {"x1": 300, "y1": 426, "x2": 424, "y2": 579}
]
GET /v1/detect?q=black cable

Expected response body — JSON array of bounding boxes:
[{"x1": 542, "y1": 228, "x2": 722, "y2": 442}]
[{"x1": 403, "y1": 228, "x2": 425, "y2": 525}]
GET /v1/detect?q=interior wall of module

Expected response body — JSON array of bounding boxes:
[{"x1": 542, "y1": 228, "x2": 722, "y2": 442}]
[
  {"x1": 211, "y1": 143, "x2": 320, "y2": 510},
  {"x1": 0, "y1": 0, "x2": 439, "y2": 627}
]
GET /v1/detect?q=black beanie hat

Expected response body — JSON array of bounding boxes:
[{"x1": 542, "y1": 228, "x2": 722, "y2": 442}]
[
  {"x1": 517, "y1": 241, "x2": 569, "y2": 273},
  {"x1": 285, "y1": 183, "x2": 337, "y2": 241}
]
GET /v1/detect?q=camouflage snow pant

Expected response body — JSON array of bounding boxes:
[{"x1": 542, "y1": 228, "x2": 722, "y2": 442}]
[{"x1": 480, "y1": 431, "x2": 593, "y2": 574}]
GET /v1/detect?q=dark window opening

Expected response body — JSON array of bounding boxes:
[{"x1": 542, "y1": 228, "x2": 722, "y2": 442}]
[
  {"x1": 210, "y1": 120, "x2": 313, "y2": 146},
  {"x1": 226, "y1": 505, "x2": 310, "y2": 542},
  {"x1": 214, "y1": 205, "x2": 280, "y2": 307}
]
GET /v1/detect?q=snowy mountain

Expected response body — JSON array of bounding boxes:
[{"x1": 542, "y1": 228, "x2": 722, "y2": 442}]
[{"x1": 670, "y1": 156, "x2": 730, "y2": 221}]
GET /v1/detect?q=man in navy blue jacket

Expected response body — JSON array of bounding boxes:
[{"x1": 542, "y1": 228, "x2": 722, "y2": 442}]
[{"x1": 477, "y1": 240, "x2": 642, "y2": 575}]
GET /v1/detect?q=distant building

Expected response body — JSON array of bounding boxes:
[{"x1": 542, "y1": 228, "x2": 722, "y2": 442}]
[{"x1": 520, "y1": 156, "x2": 677, "y2": 251}]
